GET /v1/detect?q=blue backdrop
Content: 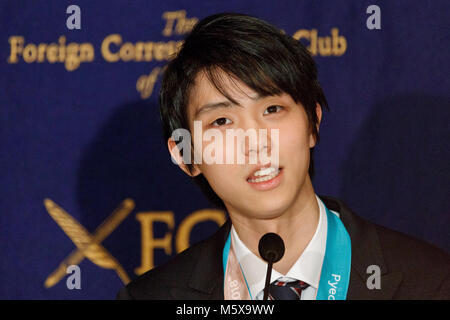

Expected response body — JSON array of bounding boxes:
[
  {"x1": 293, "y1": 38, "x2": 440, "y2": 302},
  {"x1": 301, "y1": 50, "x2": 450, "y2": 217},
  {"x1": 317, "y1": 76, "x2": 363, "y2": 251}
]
[{"x1": 0, "y1": 0, "x2": 448, "y2": 299}]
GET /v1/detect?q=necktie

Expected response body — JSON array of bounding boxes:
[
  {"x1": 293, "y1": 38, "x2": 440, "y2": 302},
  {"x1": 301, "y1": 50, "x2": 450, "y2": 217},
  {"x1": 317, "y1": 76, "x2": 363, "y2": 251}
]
[{"x1": 268, "y1": 279, "x2": 309, "y2": 300}]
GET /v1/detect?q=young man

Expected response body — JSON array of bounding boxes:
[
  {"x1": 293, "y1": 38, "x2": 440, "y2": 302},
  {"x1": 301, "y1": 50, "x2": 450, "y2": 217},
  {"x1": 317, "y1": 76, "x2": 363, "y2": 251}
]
[{"x1": 117, "y1": 13, "x2": 449, "y2": 300}]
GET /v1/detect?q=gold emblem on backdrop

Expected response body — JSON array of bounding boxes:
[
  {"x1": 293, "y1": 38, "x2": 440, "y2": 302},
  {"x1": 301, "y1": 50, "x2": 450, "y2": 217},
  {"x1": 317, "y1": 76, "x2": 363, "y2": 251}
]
[
  {"x1": 43, "y1": 197, "x2": 226, "y2": 288},
  {"x1": 43, "y1": 198, "x2": 134, "y2": 287}
]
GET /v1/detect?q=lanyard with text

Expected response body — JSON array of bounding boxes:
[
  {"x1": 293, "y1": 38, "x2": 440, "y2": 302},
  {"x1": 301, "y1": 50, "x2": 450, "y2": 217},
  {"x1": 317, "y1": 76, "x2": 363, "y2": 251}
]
[{"x1": 222, "y1": 202, "x2": 352, "y2": 300}]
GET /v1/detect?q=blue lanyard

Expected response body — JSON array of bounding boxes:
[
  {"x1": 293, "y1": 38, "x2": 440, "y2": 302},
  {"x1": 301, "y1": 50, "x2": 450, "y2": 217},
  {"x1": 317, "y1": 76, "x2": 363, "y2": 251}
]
[
  {"x1": 222, "y1": 200, "x2": 352, "y2": 300},
  {"x1": 316, "y1": 205, "x2": 351, "y2": 300}
]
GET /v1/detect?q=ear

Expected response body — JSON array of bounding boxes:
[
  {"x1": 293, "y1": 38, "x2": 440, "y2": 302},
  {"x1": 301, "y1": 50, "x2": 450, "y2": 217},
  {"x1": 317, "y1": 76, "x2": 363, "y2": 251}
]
[
  {"x1": 309, "y1": 103, "x2": 323, "y2": 148},
  {"x1": 167, "y1": 138, "x2": 202, "y2": 177}
]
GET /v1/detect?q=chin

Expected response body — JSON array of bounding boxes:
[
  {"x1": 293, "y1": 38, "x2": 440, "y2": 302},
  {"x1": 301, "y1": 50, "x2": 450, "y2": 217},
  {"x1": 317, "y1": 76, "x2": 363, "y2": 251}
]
[{"x1": 242, "y1": 195, "x2": 292, "y2": 219}]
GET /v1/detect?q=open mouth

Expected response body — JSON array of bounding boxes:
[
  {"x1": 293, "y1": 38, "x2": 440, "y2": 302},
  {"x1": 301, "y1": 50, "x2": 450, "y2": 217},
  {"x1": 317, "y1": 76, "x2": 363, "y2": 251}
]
[{"x1": 247, "y1": 166, "x2": 283, "y2": 183}]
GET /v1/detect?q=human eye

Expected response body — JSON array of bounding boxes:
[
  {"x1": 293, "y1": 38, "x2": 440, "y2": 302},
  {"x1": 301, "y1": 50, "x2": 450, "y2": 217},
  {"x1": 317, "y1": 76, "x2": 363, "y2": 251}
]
[
  {"x1": 263, "y1": 105, "x2": 284, "y2": 115},
  {"x1": 211, "y1": 117, "x2": 232, "y2": 127}
]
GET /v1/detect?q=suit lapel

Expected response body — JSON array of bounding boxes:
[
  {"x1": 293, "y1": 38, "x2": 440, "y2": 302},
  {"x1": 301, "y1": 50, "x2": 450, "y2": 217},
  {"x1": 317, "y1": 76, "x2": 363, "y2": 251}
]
[
  {"x1": 320, "y1": 195, "x2": 403, "y2": 299},
  {"x1": 347, "y1": 269, "x2": 403, "y2": 300},
  {"x1": 170, "y1": 219, "x2": 231, "y2": 300}
]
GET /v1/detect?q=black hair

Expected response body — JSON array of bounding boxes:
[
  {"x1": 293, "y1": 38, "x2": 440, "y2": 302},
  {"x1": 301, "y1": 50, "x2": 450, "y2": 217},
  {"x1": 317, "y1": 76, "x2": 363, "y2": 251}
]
[{"x1": 159, "y1": 13, "x2": 328, "y2": 210}]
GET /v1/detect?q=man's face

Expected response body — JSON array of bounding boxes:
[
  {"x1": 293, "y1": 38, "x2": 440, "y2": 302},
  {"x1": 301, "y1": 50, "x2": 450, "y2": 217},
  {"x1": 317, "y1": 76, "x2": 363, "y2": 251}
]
[{"x1": 176, "y1": 70, "x2": 320, "y2": 219}]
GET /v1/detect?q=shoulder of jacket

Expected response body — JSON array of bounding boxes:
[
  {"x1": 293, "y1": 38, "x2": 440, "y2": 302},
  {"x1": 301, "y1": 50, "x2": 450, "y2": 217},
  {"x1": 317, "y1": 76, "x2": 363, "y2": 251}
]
[
  {"x1": 122, "y1": 237, "x2": 209, "y2": 299},
  {"x1": 374, "y1": 223, "x2": 449, "y2": 272}
]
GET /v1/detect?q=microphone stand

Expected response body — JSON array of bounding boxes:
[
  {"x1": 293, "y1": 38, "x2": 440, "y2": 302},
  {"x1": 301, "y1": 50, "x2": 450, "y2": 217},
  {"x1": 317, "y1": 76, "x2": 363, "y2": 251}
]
[
  {"x1": 263, "y1": 259, "x2": 274, "y2": 300},
  {"x1": 259, "y1": 233, "x2": 284, "y2": 301}
]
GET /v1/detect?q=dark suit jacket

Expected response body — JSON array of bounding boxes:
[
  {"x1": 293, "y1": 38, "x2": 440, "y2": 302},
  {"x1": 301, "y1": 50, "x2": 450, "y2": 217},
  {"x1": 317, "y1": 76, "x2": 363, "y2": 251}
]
[{"x1": 117, "y1": 196, "x2": 450, "y2": 300}]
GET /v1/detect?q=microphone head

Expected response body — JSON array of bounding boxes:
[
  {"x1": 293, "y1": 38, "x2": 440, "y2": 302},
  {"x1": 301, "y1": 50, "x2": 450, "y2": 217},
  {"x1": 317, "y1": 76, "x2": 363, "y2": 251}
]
[{"x1": 258, "y1": 233, "x2": 285, "y2": 263}]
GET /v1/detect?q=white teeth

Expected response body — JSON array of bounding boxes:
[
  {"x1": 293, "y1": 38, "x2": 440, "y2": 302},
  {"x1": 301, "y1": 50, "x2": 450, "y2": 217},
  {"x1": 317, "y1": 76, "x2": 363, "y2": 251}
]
[
  {"x1": 248, "y1": 167, "x2": 280, "y2": 183},
  {"x1": 254, "y1": 167, "x2": 276, "y2": 176}
]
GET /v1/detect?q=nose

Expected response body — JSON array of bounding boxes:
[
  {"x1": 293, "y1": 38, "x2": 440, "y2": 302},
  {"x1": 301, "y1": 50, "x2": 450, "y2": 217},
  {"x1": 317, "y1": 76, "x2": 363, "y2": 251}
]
[{"x1": 239, "y1": 121, "x2": 276, "y2": 166}]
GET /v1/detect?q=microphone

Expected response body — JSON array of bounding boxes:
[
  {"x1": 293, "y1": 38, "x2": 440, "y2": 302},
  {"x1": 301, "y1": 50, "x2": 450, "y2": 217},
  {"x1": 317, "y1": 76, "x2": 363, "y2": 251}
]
[{"x1": 258, "y1": 233, "x2": 285, "y2": 300}]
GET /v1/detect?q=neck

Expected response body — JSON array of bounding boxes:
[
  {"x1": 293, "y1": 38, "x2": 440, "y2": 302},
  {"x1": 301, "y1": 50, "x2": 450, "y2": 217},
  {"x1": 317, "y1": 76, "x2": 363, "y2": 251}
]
[{"x1": 229, "y1": 178, "x2": 320, "y2": 275}]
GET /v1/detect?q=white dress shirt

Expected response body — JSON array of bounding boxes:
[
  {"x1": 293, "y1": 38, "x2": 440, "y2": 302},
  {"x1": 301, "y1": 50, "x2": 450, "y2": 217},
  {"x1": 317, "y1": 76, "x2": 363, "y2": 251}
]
[{"x1": 230, "y1": 194, "x2": 338, "y2": 300}]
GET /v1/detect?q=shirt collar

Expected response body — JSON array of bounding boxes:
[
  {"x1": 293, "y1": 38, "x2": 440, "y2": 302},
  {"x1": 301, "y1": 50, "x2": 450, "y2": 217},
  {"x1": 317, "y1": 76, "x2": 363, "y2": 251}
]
[{"x1": 230, "y1": 194, "x2": 328, "y2": 299}]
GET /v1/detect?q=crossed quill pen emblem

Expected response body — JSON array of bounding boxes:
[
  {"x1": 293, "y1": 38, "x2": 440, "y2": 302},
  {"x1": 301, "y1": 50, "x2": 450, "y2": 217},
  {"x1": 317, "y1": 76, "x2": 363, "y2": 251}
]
[{"x1": 43, "y1": 198, "x2": 134, "y2": 288}]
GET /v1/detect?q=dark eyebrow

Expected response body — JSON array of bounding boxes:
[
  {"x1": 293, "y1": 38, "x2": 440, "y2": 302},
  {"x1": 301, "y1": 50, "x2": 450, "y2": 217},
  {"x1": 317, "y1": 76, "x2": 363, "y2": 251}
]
[
  {"x1": 194, "y1": 101, "x2": 235, "y2": 119},
  {"x1": 193, "y1": 94, "x2": 262, "y2": 119}
]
